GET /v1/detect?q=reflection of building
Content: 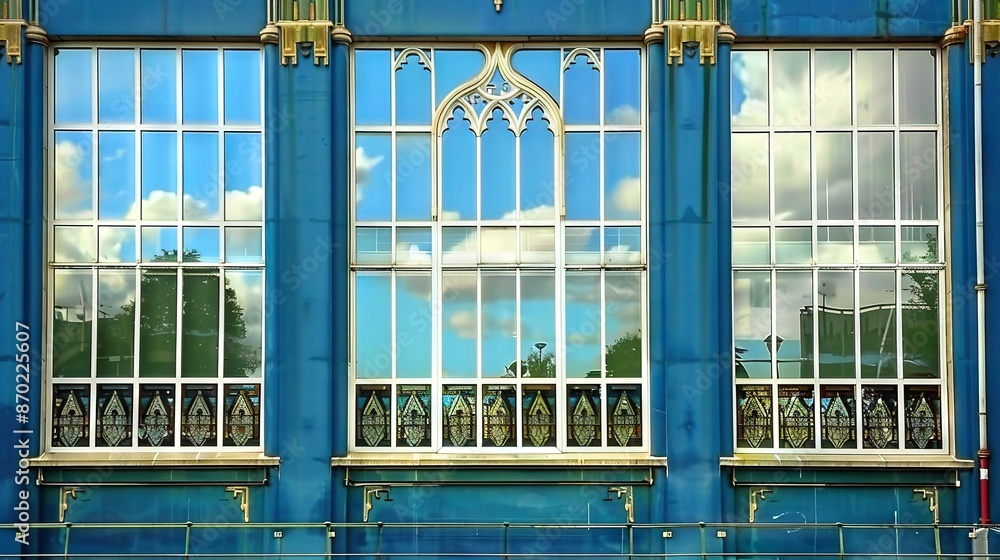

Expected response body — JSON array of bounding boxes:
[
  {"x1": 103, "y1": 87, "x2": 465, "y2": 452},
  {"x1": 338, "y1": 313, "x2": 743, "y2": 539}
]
[{"x1": 2, "y1": 0, "x2": 1000, "y2": 558}]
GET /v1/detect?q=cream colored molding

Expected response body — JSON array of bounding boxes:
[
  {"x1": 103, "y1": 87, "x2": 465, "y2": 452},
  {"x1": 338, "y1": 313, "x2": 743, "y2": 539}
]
[
  {"x1": 24, "y1": 23, "x2": 46, "y2": 46},
  {"x1": 644, "y1": 24, "x2": 665, "y2": 45},
  {"x1": 495, "y1": 0, "x2": 503, "y2": 12},
  {"x1": 331, "y1": 24, "x2": 352, "y2": 45}
]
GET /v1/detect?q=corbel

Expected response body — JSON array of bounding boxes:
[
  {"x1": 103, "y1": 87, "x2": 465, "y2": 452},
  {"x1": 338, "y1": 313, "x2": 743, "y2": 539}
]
[
  {"x1": 225, "y1": 486, "x2": 250, "y2": 523},
  {"x1": 663, "y1": 1, "x2": 720, "y2": 65},
  {"x1": 748, "y1": 487, "x2": 771, "y2": 523},
  {"x1": 59, "y1": 487, "x2": 83, "y2": 523},
  {"x1": 272, "y1": 0, "x2": 334, "y2": 66},
  {"x1": 914, "y1": 488, "x2": 940, "y2": 524}
]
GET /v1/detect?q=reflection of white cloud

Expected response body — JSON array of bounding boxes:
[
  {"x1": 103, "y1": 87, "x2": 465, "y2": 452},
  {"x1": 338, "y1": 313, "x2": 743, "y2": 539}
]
[
  {"x1": 355, "y1": 146, "x2": 384, "y2": 203},
  {"x1": 447, "y1": 310, "x2": 477, "y2": 339},
  {"x1": 606, "y1": 244, "x2": 641, "y2": 264},
  {"x1": 607, "y1": 104, "x2": 640, "y2": 126},
  {"x1": 610, "y1": 177, "x2": 640, "y2": 218},
  {"x1": 440, "y1": 210, "x2": 461, "y2": 221},
  {"x1": 395, "y1": 242, "x2": 432, "y2": 265},
  {"x1": 225, "y1": 186, "x2": 264, "y2": 221},
  {"x1": 732, "y1": 53, "x2": 768, "y2": 126},
  {"x1": 102, "y1": 148, "x2": 127, "y2": 162},
  {"x1": 55, "y1": 140, "x2": 92, "y2": 219}
]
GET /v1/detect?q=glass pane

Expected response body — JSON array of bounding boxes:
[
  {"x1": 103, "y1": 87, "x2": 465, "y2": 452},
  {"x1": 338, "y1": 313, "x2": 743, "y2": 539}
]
[
  {"x1": 859, "y1": 270, "x2": 897, "y2": 379},
  {"x1": 395, "y1": 227, "x2": 432, "y2": 265},
  {"x1": 442, "y1": 271, "x2": 478, "y2": 378},
  {"x1": 566, "y1": 272, "x2": 601, "y2": 378},
  {"x1": 901, "y1": 271, "x2": 940, "y2": 379},
  {"x1": 859, "y1": 226, "x2": 895, "y2": 264},
  {"x1": 566, "y1": 226, "x2": 600, "y2": 265},
  {"x1": 775, "y1": 227, "x2": 811, "y2": 264},
  {"x1": 511, "y1": 49, "x2": 559, "y2": 101},
  {"x1": 97, "y1": 270, "x2": 136, "y2": 378},
  {"x1": 441, "y1": 108, "x2": 477, "y2": 221},
  {"x1": 562, "y1": 51, "x2": 600, "y2": 124},
  {"x1": 141, "y1": 226, "x2": 178, "y2": 262},
  {"x1": 481, "y1": 227, "x2": 516, "y2": 263},
  {"x1": 481, "y1": 109, "x2": 516, "y2": 220},
  {"x1": 608, "y1": 385, "x2": 642, "y2": 446},
  {"x1": 731, "y1": 133, "x2": 769, "y2": 221},
  {"x1": 55, "y1": 131, "x2": 94, "y2": 220},
  {"x1": 604, "y1": 226, "x2": 641, "y2": 265},
  {"x1": 355, "y1": 227, "x2": 392, "y2": 265},
  {"x1": 355, "y1": 50, "x2": 391, "y2": 125},
  {"x1": 442, "y1": 385, "x2": 477, "y2": 447},
  {"x1": 180, "y1": 384, "x2": 217, "y2": 446},
  {"x1": 52, "y1": 270, "x2": 93, "y2": 378},
  {"x1": 771, "y1": 50, "x2": 810, "y2": 126},
  {"x1": 606, "y1": 272, "x2": 641, "y2": 378},
  {"x1": 816, "y1": 132, "x2": 853, "y2": 220},
  {"x1": 224, "y1": 270, "x2": 263, "y2": 378},
  {"x1": 899, "y1": 131, "x2": 938, "y2": 220},
  {"x1": 898, "y1": 50, "x2": 936, "y2": 125},
  {"x1": 481, "y1": 272, "x2": 517, "y2": 378},
  {"x1": 814, "y1": 50, "x2": 851, "y2": 127},
  {"x1": 442, "y1": 226, "x2": 477, "y2": 264},
  {"x1": 856, "y1": 50, "x2": 894, "y2": 126},
  {"x1": 858, "y1": 132, "x2": 894, "y2": 220},
  {"x1": 436, "y1": 49, "x2": 487, "y2": 105},
  {"x1": 224, "y1": 227, "x2": 263, "y2": 263},
  {"x1": 395, "y1": 134, "x2": 432, "y2": 220},
  {"x1": 567, "y1": 385, "x2": 602, "y2": 446},
  {"x1": 98, "y1": 49, "x2": 135, "y2": 123},
  {"x1": 98, "y1": 132, "x2": 136, "y2": 220},
  {"x1": 565, "y1": 132, "x2": 601, "y2": 220},
  {"x1": 55, "y1": 48, "x2": 92, "y2": 124},
  {"x1": 182, "y1": 133, "x2": 221, "y2": 220},
  {"x1": 396, "y1": 385, "x2": 431, "y2": 447},
  {"x1": 356, "y1": 385, "x2": 390, "y2": 447},
  {"x1": 733, "y1": 227, "x2": 769, "y2": 265},
  {"x1": 604, "y1": 49, "x2": 641, "y2": 125},
  {"x1": 862, "y1": 386, "x2": 898, "y2": 449},
  {"x1": 482, "y1": 385, "x2": 517, "y2": 447},
  {"x1": 737, "y1": 385, "x2": 773, "y2": 448},
  {"x1": 733, "y1": 271, "x2": 771, "y2": 379},
  {"x1": 224, "y1": 133, "x2": 263, "y2": 221},
  {"x1": 394, "y1": 51, "x2": 432, "y2": 125},
  {"x1": 224, "y1": 50, "x2": 261, "y2": 125},
  {"x1": 522, "y1": 385, "x2": 556, "y2": 446},
  {"x1": 904, "y1": 385, "x2": 941, "y2": 449},
  {"x1": 52, "y1": 385, "x2": 91, "y2": 447},
  {"x1": 521, "y1": 272, "x2": 555, "y2": 378},
  {"x1": 138, "y1": 384, "x2": 175, "y2": 446},
  {"x1": 355, "y1": 133, "x2": 392, "y2": 221},
  {"x1": 604, "y1": 133, "x2": 641, "y2": 220},
  {"x1": 521, "y1": 227, "x2": 555, "y2": 264},
  {"x1": 778, "y1": 385, "x2": 814, "y2": 448},
  {"x1": 817, "y1": 270, "x2": 855, "y2": 378},
  {"x1": 773, "y1": 133, "x2": 811, "y2": 221},
  {"x1": 902, "y1": 226, "x2": 938, "y2": 263},
  {"x1": 54, "y1": 227, "x2": 96, "y2": 263},
  {"x1": 520, "y1": 111, "x2": 555, "y2": 218},
  {"x1": 821, "y1": 386, "x2": 856, "y2": 449},
  {"x1": 396, "y1": 272, "x2": 432, "y2": 378},
  {"x1": 181, "y1": 270, "x2": 220, "y2": 378},
  {"x1": 774, "y1": 271, "x2": 812, "y2": 379},
  {"x1": 355, "y1": 273, "x2": 392, "y2": 378},
  {"x1": 182, "y1": 50, "x2": 219, "y2": 124},
  {"x1": 183, "y1": 227, "x2": 220, "y2": 263},
  {"x1": 139, "y1": 270, "x2": 177, "y2": 377},
  {"x1": 140, "y1": 49, "x2": 177, "y2": 124},
  {"x1": 98, "y1": 226, "x2": 136, "y2": 263},
  {"x1": 817, "y1": 226, "x2": 853, "y2": 264},
  {"x1": 731, "y1": 51, "x2": 768, "y2": 127},
  {"x1": 223, "y1": 383, "x2": 261, "y2": 446},
  {"x1": 141, "y1": 132, "x2": 178, "y2": 220}
]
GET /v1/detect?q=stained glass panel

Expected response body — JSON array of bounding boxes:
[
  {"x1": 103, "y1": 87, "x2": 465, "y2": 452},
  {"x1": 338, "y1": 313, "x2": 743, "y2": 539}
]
[
  {"x1": 904, "y1": 386, "x2": 941, "y2": 450},
  {"x1": 737, "y1": 385, "x2": 772, "y2": 448},
  {"x1": 138, "y1": 385, "x2": 175, "y2": 447},
  {"x1": 820, "y1": 386, "x2": 856, "y2": 449},
  {"x1": 607, "y1": 385, "x2": 641, "y2": 447},
  {"x1": 522, "y1": 385, "x2": 556, "y2": 447},
  {"x1": 181, "y1": 384, "x2": 217, "y2": 447},
  {"x1": 443, "y1": 386, "x2": 477, "y2": 447},
  {"x1": 224, "y1": 384, "x2": 260, "y2": 446},
  {"x1": 52, "y1": 385, "x2": 90, "y2": 448},
  {"x1": 396, "y1": 385, "x2": 431, "y2": 447},
  {"x1": 567, "y1": 385, "x2": 601, "y2": 447},
  {"x1": 778, "y1": 386, "x2": 814, "y2": 448},
  {"x1": 482, "y1": 386, "x2": 516, "y2": 447},
  {"x1": 862, "y1": 386, "x2": 898, "y2": 449},
  {"x1": 96, "y1": 385, "x2": 133, "y2": 447}
]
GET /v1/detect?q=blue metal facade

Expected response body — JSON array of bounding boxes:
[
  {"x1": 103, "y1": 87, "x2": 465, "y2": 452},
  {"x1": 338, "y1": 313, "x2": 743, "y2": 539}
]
[{"x1": 0, "y1": 0, "x2": 997, "y2": 556}]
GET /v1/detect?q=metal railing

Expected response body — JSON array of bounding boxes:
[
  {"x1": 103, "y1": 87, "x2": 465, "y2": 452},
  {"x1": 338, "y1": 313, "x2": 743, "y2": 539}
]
[{"x1": 3, "y1": 520, "x2": 999, "y2": 558}]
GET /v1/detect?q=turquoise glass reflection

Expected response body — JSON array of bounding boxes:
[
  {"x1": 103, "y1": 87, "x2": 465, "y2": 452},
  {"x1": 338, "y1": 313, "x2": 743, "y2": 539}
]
[
  {"x1": 98, "y1": 49, "x2": 135, "y2": 124},
  {"x1": 141, "y1": 49, "x2": 177, "y2": 124},
  {"x1": 141, "y1": 132, "x2": 178, "y2": 220},
  {"x1": 224, "y1": 50, "x2": 261, "y2": 125},
  {"x1": 55, "y1": 48, "x2": 93, "y2": 124},
  {"x1": 480, "y1": 110, "x2": 516, "y2": 220},
  {"x1": 562, "y1": 51, "x2": 600, "y2": 124},
  {"x1": 519, "y1": 110, "x2": 555, "y2": 218},
  {"x1": 355, "y1": 50, "x2": 391, "y2": 125},
  {"x1": 441, "y1": 108, "x2": 477, "y2": 221},
  {"x1": 182, "y1": 50, "x2": 219, "y2": 124},
  {"x1": 604, "y1": 49, "x2": 641, "y2": 125},
  {"x1": 564, "y1": 132, "x2": 600, "y2": 220},
  {"x1": 182, "y1": 133, "x2": 220, "y2": 220},
  {"x1": 394, "y1": 50, "x2": 432, "y2": 126},
  {"x1": 98, "y1": 132, "x2": 136, "y2": 220}
]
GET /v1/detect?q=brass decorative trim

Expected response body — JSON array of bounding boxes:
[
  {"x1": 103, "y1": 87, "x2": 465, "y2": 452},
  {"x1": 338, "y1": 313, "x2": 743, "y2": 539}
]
[
  {"x1": 665, "y1": 19, "x2": 719, "y2": 65},
  {"x1": 941, "y1": 23, "x2": 968, "y2": 47},
  {"x1": 278, "y1": 19, "x2": 333, "y2": 65},
  {"x1": 982, "y1": 20, "x2": 1000, "y2": 54},
  {"x1": 0, "y1": 19, "x2": 24, "y2": 64},
  {"x1": 717, "y1": 23, "x2": 736, "y2": 44}
]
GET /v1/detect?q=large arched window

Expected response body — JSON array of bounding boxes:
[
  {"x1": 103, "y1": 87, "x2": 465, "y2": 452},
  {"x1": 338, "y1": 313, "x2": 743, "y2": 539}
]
[{"x1": 350, "y1": 43, "x2": 646, "y2": 452}]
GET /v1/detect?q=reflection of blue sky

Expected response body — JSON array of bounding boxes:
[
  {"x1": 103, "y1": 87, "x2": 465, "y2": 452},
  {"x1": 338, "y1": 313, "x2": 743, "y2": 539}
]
[
  {"x1": 98, "y1": 50, "x2": 135, "y2": 123},
  {"x1": 562, "y1": 53, "x2": 600, "y2": 124},
  {"x1": 355, "y1": 50, "x2": 391, "y2": 125},
  {"x1": 141, "y1": 50, "x2": 177, "y2": 124},
  {"x1": 395, "y1": 134, "x2": 432, "y2": 220},
  {"x1": 183, "y1": 227, "x2": 220, "y2": 262},
  {"x1": 396, "y1": 273, "x2": 432, "y2": 378},
  {"x1": 566, "y1": 273, "x2": 600, "y2": 376},
  {"x1": 519, "y1": 111, "x2": 554, "y2": 215},
  {"x1": 481, "y1": 110, "x2": 515, "y2": 219},
  {"x1": 224, "y1": 50, "x2": 261, "y2": 125},
  {"x1": 565, "y1": 132, "x2": 599, "y2": 220},
  {"x1": 511, "y1": 49, "x2": 560, "y2": 101},
  {"x1": 603, "y1": 50, "x2": 641, "y2": 125},
  {"x1": 224, "y1": 133, "x2": 263, "y2": 220},
  {"x1": 141, "y1": 227, "x2": 178, "y2": 261},
  {"x1": 55, "y1": 49, "x2": 92, "y2": 123},
  {"x1": 98, "y1": 132, "x2": 135, "y2": 219},
  {"x1": 183, "y1": 50, "x2": 218, "y2": 124},
  {"x1": 604, "y1": 133, "x2": 641, "y2": 220},
  {"x1": 442, "y1": 271, "x2": 477, "y2": 377},
  {"x1": 55, "y1": 132, "x2": 94, "y2": 219},
  {"x1": 395, "y1": 52, "x2": 431, "y2": 125},
  {"x1": 355, "y1": 134, "x2": 390, "y2": 220},
  {"x1": 355, "y1": 273, "x2": 392, "y2": 378},
  {"x1": 441, "y1": 108, "x2": 476, "y2": 220},
  {"x1": 183, "y1": 133, "x2": 220, "y2": 219},
  {"x1": 142, "y1": 132, "x2": 178, "y2": 219},
  {"x1": 434, "y1": 50, "x2": 485, "y2": 105}
]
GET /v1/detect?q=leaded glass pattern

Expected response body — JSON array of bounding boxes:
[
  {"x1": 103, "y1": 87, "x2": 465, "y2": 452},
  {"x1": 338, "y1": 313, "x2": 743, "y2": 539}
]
[
  {"x1": 731, "y1": 47, "x2": 947, "y2": 453},
  {"x1": 351, "y1": 44, "x2": 646, "y2": 452},
  {"x1": 48, "y1": 46, "x2": 265, "y2": 450}
]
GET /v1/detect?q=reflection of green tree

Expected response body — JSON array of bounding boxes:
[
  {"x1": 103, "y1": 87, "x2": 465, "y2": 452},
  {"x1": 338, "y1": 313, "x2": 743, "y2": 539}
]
[
  {"x1": 606, "y1": 331, "x2": 641, "y2": 378},
  {"x1": 136, "y1": 250, "x2": 260, "y2": 377},
  {"x1": 524, "y1": 350, "x2": 556, "y2": 378},
  {"x1": 901, "y1": 234, "x2": 939, "y2": 377}
]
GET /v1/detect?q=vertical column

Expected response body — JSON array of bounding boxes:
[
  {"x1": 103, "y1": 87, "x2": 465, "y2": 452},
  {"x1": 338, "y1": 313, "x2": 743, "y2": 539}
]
[
  {"x1": 261, "y1": 4, "x2": 336, "y2": 552},
  {"x1": 655, "y1": 7, "x2": 725, "y2": 536}
]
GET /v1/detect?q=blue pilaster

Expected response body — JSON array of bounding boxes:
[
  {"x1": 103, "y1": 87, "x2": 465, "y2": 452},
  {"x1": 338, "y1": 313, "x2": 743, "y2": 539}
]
[
  {"x1": 263, "y1": 42, "x2": 335, "y2": 552},
  {"x1": 659, "y1": 35, "x2": 724, "y2": 534}
]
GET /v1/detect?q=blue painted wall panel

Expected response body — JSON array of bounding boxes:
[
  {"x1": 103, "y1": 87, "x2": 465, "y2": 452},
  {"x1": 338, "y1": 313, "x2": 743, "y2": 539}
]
[
  {"x1": 41, "y1": 0, "x2": 265, "y2": 38},
  {"x1": 729, "y1": 0, "x2": 952, "y2": 38},
  {"x1": 346, "y1": 0, "x2": 650, "y2": 37}
]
